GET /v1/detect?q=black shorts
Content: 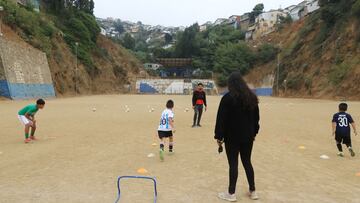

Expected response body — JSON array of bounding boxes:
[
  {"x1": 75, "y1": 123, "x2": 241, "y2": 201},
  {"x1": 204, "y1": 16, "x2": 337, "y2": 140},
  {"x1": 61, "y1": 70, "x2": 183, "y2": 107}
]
[
  {"x1": 158, "y1": 131, "x2": 173, "y2": 139},
  {"x1": 335, "y1": 134, "x2": 351, "y2": 145}
]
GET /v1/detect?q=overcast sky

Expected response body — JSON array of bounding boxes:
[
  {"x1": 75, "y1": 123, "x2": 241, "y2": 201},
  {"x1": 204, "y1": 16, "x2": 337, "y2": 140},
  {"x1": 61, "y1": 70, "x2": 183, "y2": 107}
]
[{"x1": 94, "y1": 0, "x2": 301, "y2": 27}]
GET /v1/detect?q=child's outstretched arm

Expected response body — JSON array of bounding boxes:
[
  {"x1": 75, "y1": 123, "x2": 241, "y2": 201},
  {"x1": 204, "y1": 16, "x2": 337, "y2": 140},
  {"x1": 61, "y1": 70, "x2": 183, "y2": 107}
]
[
  {"x1": 350, "y1": 122, "x2": 357, "y2": 136},
  {"x1": 332, "y1": 122, "x2": 336, "y2": 136}
]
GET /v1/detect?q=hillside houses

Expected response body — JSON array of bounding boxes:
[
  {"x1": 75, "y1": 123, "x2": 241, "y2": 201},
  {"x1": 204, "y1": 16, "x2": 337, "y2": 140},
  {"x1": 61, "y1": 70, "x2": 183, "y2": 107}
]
[
  {"x1": 97, "y1": 18, "x2": 180, "y2": 40},
  {"x1": 246, "y1": 10, "x2": 287, "y2": 40},
  {"x1": 239, "y1": 13, "x2": 250, "y2": 31},
  {"x1": 285, "y1": 0, "x2": 319, "y2": 21},
  {"x1": 246, "y1": 0, "x2": 319, "y2": 40},
  {"x1": 214, "y1": 18, "x2": 229, "y2": 26},
  {"x1": 96, "y1": 0, "x2": 320, "y2": 44}
]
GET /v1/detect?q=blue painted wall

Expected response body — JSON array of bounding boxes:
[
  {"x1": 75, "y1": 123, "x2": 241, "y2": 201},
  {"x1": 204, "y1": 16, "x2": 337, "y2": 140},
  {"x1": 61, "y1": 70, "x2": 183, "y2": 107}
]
[
  {"x1": 139, "y1": 83, "x2": 158, "y2": 94},
  {"x1": 0, "y1": 80, "x2": 55, "y2": 99},
  {"x1": 220, "y1": 88, "x2": 273, "y2": 96},
  {"x1": 0, "y1": 80, "x2": 10, "y2": 98},
  {"x1": 254, "y1": 88, "x2": 273, "y2": 96}
]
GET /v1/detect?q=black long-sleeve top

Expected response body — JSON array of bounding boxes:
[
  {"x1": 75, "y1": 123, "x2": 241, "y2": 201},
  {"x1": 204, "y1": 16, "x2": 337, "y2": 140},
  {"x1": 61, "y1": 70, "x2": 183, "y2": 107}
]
[
  {"x1": 192, "y1": 90, "x2": 207, "y2": 107},
  {"x1": 214, "y1": 93, "x2": 260, "y2": 143}
]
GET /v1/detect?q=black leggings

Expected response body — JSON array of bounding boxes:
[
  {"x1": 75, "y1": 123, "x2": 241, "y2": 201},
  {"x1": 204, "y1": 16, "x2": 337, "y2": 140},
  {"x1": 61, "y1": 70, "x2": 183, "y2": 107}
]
[
  {"x1": 225, "y1": 141, "x2": 255, "y2": 194},
  {"x1": 193, "y1": 105, "x2": 203, "y2": 125}
]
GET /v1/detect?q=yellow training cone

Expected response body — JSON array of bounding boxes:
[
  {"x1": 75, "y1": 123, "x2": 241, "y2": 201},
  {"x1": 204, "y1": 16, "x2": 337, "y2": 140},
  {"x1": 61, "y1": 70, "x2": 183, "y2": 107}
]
[
  {"x1": 137, "y1": 168, "x2": 148, "y2": 174},
  {"x1": 298, "y1": 146, "x2": 306, "y2": 150},
  {"x1": 152, "y1": 143, "x2": 157, "y2": 146}
]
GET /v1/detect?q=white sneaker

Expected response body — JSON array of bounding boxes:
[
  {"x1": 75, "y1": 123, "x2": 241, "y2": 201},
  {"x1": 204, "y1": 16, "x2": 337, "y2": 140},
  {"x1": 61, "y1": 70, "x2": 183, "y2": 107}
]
[
  {"x1": 249, "y1": 191, "x2": 259, "y2": 200},
  {"x1": 218, "y1": 192, "x2": 237, "y2": 202}
]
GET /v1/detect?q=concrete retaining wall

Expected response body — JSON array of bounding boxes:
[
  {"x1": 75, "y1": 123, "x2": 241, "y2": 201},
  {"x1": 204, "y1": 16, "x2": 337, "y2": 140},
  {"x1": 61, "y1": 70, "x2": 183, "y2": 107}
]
[
  {"x1": 0, "y1": 38, "x2": 55, "y2": 99},
  {"x1": 136, "y1": 79, "x2": 218, "y2": 95}
]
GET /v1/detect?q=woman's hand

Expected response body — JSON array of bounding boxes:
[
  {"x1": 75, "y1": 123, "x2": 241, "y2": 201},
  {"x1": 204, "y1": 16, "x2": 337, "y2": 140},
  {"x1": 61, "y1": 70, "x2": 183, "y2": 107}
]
[{"x1": 217, "y1": 139, "x2": 224, "y2": 154}]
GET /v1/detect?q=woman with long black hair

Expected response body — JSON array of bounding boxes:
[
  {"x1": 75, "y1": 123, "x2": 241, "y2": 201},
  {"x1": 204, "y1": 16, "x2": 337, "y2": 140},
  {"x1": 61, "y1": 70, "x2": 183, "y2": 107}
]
[{"x1": 215, "y1": 72, "x2": 260, "y2": 202}]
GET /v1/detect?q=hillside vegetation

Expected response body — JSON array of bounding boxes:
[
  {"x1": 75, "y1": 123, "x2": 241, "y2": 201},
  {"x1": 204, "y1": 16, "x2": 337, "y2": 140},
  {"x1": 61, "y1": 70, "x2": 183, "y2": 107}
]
[
  {"x1": 0, "y1": 0, "x2": 144, "y2": 96},
  {"x1": 246, "y1": 0, "x2": 360, "y2": 100}
]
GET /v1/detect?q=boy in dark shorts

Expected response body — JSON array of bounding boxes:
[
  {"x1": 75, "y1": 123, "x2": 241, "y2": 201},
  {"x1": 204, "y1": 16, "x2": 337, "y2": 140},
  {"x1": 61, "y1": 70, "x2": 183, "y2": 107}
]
[
  {"x1": 332, "y1": 103, "x2": 357, "y2": 157},
  {"x1": 157, "y1": 100, "x2": 175, "y2": 161},
  {"x1": 17, "y1": 99, "x2": 46, "y2": 143}
]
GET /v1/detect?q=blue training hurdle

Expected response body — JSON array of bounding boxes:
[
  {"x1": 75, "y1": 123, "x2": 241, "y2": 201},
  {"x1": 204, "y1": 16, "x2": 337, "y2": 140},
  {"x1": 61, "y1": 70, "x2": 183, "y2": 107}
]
[{"x1": 115, "y1": 176, "x2": 158, "y2": 203}]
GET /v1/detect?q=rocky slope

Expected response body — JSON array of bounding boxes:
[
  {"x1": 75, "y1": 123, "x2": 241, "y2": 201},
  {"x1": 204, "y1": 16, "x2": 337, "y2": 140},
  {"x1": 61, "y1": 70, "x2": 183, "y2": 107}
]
[{"x1": 245, "y1": 12, "x2": 360, "y2": 100}]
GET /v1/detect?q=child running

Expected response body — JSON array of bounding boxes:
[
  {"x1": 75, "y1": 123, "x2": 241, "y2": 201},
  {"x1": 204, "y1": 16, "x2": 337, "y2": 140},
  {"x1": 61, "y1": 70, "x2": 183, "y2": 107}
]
[
  {"x1": 18, "y1": 99, "x2": 46, "y2": 143},
  {"x1": 157, "y1": 100, "x2": 175, "y2": 161},
  {"x1": 332, "y1": 103, "x2": 357, "y2": 157}
]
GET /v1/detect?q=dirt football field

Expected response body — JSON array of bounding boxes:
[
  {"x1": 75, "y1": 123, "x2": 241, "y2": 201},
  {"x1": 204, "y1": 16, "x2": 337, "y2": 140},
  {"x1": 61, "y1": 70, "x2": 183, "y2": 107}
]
[{"x1": 0, "y1": 95, "x2": 360, "y2": 203}]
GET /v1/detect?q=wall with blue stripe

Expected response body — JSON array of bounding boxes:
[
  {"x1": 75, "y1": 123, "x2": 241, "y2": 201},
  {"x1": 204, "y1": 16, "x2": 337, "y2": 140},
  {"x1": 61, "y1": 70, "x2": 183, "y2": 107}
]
[
  {"x1": 254, "y1": 88, "x2": 273, "y2": 96},
  {"x1": 0, "y1": 80, "x2": 55, "y2": 99},
  {"x1": 0, "y1": 80, "x2": 10, "y2": 98},
  {"x1": 139, "y1": 83, "x2": 158, "y2": 94},
  {"x1": 220, "y1": 88, "x2": 273, "y2": 96}
]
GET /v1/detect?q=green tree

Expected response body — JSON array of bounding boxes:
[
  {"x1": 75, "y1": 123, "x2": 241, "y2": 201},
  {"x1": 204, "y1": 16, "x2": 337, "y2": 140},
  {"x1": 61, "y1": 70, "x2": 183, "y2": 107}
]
[
  {"x1": 114, "y1": 20, "x2": 125, "y2": 34},
  {"x1": 164, "y1": 33, "x2": 173, "y2": 44},
  {"x1": 122, "y1": 33, "x2": 136, "y2": 50},
  {"x1": 174, "y1": 23, "x2": 200, "y2": 57},
  {"x1": 89, "y1": 0, "x2": 94, "y2": 14},
  {"x1": 214, "y1": 42, "x2": 255, "y2": 79},
  {"x1": 257, "y1": 43, "x2": 278, "y2": 64},
  {"x1": 135, "y1": 40, "x2": 148, "y2": 52},
  {"x1": 249, "y1": 3, "x2": 264, "y2": 23},
  {"x1": 152, "y1": 46, "x2": 173, "y2": 58}
]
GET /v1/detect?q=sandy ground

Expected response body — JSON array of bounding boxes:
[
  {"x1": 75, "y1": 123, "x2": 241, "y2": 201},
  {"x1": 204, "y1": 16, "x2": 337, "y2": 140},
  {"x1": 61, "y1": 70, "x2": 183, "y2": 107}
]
[{"x1": 0, "y1": 95, "x2": 360, "y2": 203}]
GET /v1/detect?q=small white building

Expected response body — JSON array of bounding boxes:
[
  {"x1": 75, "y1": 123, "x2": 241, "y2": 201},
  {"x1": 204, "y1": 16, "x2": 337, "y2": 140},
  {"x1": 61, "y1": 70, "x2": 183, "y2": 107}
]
[
  {"x1": 289, "y1": 5, "x2": 304, "y2": 21},
  {"x1": 252, "y1": 10, "x2": 287, "y2": 39},
  {"x1": 287, "y1": 0, "x2": 319, "y2": 21},
  {"x1": 284, "y1": 5, "x2": 297, "y2": 13},
  {"x1": 306, "y1": 0, "x2": 320, "y2": 14},
  {"x1": 100, "y1": 27, "x2": 107, "y2": 36},
  {"x1": 199, "y1": 21, "x2": 212, "y2": 32},
  {"x1": 228, "y1": 15, "x2": 241, "y2": 29},
  {"x1": 144, "y1": 63, "x2": 163, "y2": 70},
  {"x1": 214, "y1": 18, "x2": 229, "y2": 26}
]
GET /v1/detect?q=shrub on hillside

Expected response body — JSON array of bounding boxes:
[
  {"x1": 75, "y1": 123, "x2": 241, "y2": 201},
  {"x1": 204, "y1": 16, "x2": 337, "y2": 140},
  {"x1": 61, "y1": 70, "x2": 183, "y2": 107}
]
[
  {"x1": 286, "y1": 74, "x2": 304, "y2": 89},
  {"x1": 257, "y1": 43, "x2": 278, "y2": 64},
  {"x1": 328, "y1": 63, "x2": 351, "y2": 86},
  {"x1": 352, "y1": 0, "x2": 360, "y2": 17},
  {"x1": 214, "y1": 42, "x2": 255, "y2": 76},
  {"x1": 0, "y1": 0, "x2": 56, "y2": 55}
]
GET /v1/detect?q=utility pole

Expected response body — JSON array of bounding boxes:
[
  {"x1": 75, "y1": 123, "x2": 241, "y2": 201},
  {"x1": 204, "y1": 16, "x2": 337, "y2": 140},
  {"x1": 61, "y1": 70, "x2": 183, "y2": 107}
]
[
  {"x1": 75, "y1": 42, "x2": 79, "y2": 96},
  {"x1": 276, "y1": 43, "x2": 283, "y2": 97},
  {"x1": 276, "y1": 53, "x2": 280, "y2": 96},
  {"x1": 0, "y1": 6, "x2": 4, "y2": 37}
]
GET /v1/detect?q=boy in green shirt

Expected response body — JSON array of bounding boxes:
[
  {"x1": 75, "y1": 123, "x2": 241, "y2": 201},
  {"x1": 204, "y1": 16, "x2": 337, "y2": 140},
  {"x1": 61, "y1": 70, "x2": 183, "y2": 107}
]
[{"x1": 17, "y1": 99, "x2": 45, "y2": 143}]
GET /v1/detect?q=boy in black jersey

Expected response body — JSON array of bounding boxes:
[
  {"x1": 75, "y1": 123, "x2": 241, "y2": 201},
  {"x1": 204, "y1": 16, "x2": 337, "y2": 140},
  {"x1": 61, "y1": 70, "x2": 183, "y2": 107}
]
[{"x1": 332, "y1": 103, "x2": 357, "y2": 157}]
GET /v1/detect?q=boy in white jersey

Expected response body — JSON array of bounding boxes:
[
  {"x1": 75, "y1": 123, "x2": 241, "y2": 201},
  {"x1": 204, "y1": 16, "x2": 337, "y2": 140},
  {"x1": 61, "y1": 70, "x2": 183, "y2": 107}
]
[{"x1": 158, "y1": 100, "x2": 175, "y2": 161}]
